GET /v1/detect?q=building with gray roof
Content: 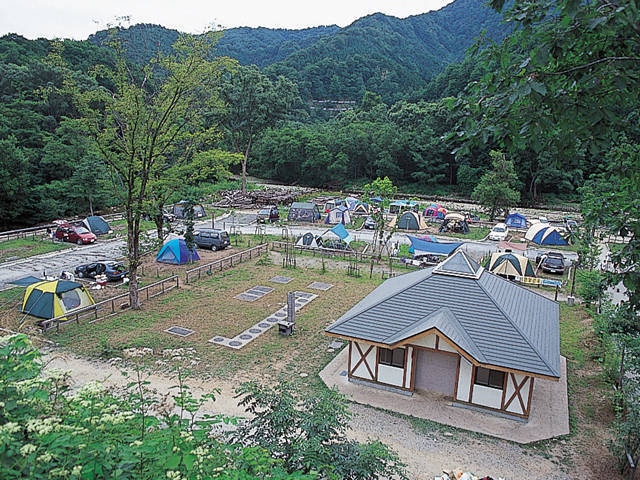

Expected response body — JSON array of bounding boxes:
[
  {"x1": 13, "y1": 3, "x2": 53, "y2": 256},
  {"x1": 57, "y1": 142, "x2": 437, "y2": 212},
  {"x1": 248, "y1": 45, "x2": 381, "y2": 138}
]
[{"x1": 325, "y1": 250, "x2": 562, "y2": 419}]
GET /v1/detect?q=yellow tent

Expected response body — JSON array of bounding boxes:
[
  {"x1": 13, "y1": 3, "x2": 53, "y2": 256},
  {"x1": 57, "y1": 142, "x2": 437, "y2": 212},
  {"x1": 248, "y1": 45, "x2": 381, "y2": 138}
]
[{"x1": 21, "y1": 279, "x2": 95, "y2": 320}]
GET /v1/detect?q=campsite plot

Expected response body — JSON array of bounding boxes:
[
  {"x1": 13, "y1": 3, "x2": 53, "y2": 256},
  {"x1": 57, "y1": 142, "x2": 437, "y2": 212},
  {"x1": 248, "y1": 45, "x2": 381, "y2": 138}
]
[{"x1": 42, "y1": 256, "x2": 380, "y2": 385}]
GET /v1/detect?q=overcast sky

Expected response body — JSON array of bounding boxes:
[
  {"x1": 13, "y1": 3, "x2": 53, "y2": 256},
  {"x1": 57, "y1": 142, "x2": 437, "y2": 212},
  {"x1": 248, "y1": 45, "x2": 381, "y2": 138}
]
[{"x1": 0, "y1": 0, "x2": 454, "y2": 40}]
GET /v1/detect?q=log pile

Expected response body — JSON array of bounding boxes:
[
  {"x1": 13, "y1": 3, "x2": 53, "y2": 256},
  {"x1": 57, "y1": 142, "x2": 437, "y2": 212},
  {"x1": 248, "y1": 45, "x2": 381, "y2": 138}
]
[{"x1": 212, "y1": 187, "x2": 314, "y2": 208}]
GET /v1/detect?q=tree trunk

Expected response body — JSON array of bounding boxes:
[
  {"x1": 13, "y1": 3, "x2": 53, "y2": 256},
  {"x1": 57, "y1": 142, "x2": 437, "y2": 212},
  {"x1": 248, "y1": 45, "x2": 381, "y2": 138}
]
[
  {"x1": 127, "y1": 215, "x2": 142, "y2": 310},
  {"x1": 241, "y1": 135, "x2": 252, "y2": 194}
]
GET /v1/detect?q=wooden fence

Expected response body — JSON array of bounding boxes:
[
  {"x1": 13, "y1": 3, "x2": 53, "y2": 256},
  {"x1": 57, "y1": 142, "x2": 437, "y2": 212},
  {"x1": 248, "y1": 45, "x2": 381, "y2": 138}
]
[
  {"x1": 185, "y1": 244, "x2": 269, "y2": 283},
  {"x1": 41, "y1": 276, "x2": 179, "y2": 332}
]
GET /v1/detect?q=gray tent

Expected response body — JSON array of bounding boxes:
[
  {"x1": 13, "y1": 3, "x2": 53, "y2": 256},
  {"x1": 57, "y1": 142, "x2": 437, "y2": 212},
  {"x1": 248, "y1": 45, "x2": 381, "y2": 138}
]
[
  {"x1": 288, "y1": 202, "x2": 322, "y2": 223},
  {"x1": 82, "y1": 215, "x2": 112, "y2": 235}
]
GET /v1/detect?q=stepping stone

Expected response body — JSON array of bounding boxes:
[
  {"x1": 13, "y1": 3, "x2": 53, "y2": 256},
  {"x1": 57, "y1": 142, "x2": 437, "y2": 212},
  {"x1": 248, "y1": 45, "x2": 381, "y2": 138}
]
[
  {"x1": 270, "y1": 276, "x2": 293, "y2": 284},
  {"x1": 165, "y1": 326, "x2": 194, "y2": 337}
]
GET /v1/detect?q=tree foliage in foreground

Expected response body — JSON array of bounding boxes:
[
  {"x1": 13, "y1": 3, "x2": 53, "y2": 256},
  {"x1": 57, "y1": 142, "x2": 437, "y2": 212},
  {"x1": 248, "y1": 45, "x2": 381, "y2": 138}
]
[
  {"x1": 0, "y1": 334, "x2": 310, "y2": 479},
  {"x1": 234, "y1": 381, "x2": 407, "y2": 480},
  {"x1": 0, "y1": 334, "x2": 404, "y2": 479}
]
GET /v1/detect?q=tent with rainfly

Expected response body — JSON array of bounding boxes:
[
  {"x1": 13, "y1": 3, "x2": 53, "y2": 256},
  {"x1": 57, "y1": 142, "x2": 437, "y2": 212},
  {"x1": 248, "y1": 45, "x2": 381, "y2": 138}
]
[
  {"x1": 423, "y1": 203, "x2": 447, "y2": 219},
  {"x1": 390, "y1": 211, "x2": 428, "y2": 231},
  {"x1": 505, "y1": 212, "x2": 528, "y2": 229},
  {"x1": 156, "y1": 238, "x2": 200, "y2": 264},
  {"x1": 21, "y1": 279, "x2": 95, "y2": 320},
  {"x1": 82, "y1": 215, "x2": 112, "y2": 235},
  {"x1": 325, "y1": 205, "x2": 351, "y2": 225},
  {"x1": 486, "y1": 252, "x2": 536, "y2": 279},
  {"x1": 525, "y1": 223, "x2": 568, "y2": 246}
]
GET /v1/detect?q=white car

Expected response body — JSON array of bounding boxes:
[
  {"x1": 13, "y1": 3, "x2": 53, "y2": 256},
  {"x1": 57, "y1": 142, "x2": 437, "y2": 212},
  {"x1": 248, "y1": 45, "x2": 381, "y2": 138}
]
[{"x1": 488, "y1": 223, "x2": 509, "y2": 241}]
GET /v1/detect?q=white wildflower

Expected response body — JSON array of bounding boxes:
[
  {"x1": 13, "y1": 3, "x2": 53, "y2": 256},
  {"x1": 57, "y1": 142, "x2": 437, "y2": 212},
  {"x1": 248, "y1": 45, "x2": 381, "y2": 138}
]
[{"x1": 20, "y1": 444, "x2": 37, "y2": 456}]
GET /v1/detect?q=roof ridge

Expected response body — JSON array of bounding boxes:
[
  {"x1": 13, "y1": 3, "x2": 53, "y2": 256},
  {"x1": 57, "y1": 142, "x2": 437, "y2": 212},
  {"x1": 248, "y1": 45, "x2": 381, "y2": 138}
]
[
  {"x1": 324, "y1": 268, "x2": 431, "y2": 331},
  {"x1": 477, "y1": 272, "x2": 559, "y2": 376}
]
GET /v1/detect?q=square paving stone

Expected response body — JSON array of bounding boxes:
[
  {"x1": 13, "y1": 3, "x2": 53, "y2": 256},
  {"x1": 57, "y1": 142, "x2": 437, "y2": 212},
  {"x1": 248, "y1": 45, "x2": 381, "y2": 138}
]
[{"x1": 165, "y1": 326, "x2": 194, "y2": 337}]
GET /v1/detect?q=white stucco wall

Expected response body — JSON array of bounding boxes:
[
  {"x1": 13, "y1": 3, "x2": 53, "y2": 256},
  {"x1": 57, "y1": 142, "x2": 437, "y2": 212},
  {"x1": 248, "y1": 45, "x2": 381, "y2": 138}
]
[
  {"x1": 471, "y1": 385, "x2": 503, "y2": 409},
  {"x1": 413, "y1": 333, "x2": 436, "y2": 349},
  {"x1": 456, "y1": 357, "x2": 473, "y2": 402},
  {"x1": 438, "y1": 340, "x2": 457, "y2": 353},
  {"x1": 377, "y1": 364, "x2": 404, "y2": 386},
  {"x1": 504, "y1": 374, "x2": 532, "y2": 415},
  {"x1": 350, "y1": 342, "x2": 375, "y2": 380}
]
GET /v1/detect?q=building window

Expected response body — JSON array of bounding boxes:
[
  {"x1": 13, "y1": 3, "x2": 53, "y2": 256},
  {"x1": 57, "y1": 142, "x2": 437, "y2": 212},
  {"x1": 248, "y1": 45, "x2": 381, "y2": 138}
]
[
  {"x1": 474, "y1": 367, "x2": 505, "y2": 389},
  {"x1": 379, "y1": 348, "x2": 405, "y2": 368}
]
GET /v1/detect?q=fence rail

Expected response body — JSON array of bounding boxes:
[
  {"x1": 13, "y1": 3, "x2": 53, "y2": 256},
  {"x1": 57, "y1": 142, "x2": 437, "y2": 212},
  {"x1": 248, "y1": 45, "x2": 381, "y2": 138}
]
[
  {"x1": 185, "y1": 244, "x2": 269, "y2": 283},
  {"x1": 41, "y1": 276, "x2": 180, "y2": 332},
  {"x1": 0, "y1": 225, "x2": 56, "y2": 242},
  {"x1": 271, "y1": 240, "x2": 383, "y2": 263}
]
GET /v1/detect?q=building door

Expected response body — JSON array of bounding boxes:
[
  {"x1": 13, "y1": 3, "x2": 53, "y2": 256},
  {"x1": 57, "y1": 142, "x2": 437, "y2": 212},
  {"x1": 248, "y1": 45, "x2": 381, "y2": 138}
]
[{"x1": 414, "y1": 349, "x2": 458, "y2": 396}]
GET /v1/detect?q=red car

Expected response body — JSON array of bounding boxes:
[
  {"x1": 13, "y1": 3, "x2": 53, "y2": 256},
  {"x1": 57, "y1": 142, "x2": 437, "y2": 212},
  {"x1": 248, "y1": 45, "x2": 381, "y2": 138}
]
[{"x1": 54, "y1": 224, "x2": 97, "y2": 245}]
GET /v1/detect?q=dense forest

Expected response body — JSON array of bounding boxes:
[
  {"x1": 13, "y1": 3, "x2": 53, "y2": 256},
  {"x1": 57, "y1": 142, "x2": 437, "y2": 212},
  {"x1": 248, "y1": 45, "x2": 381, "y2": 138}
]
[{"x1": 0, "y1": 0, "x2": 636, "y2": 232}]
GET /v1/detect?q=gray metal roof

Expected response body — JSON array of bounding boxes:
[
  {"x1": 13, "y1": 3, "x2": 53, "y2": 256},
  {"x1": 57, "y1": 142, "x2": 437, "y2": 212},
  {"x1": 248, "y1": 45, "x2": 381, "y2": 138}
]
[{"x1": 326, "y1": 251, "x2": 560, "y2": 378}]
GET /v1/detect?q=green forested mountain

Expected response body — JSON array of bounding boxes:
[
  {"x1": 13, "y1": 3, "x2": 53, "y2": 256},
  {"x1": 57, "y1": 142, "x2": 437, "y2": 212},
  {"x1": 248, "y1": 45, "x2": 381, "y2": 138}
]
[
  {"x1": 86, "y1": 0, "x2": 506, "y2": 103},
  {"x1": 214, "y1": 26, "x2": 340, "y2": 68},
  {"x1": 266, "y1": 0, "x2": 507, "y2": 103}
]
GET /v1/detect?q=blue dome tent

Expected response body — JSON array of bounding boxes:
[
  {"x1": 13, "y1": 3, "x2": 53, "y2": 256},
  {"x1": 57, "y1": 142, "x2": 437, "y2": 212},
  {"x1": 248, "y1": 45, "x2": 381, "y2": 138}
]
[
  {"x1": 525, "y1": 223, "x2": 568, "y2": 246},
  {"x1": 505, "y1": 212, "x2": 528, "y2": 229},
  {"x1": 156, "y1": 238, "x2": 200, "y2": 264}
]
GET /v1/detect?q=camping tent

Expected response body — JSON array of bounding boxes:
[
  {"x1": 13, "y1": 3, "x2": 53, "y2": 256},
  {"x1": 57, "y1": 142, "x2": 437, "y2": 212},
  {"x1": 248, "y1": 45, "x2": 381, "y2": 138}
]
[
  {"x1": 486, "y1": 252, "x2": 536, "y2": 279},
  {"x1": 407, "y1": 235, "x2": 461, "y2": 258},
  {"x1": 423, "y1": 204, "x2": 447, "y2": 219},
  {"x1": 82, "y1": 215, "x2": 112, "y2": 235},
  {"x1": 344, "y1": 197, "x2": 360, "y2": 211},
  {"x1": 172, "y1": 201, "x2": 206, "y2": 219},
  {"x1": 525, "y1": 223, "x2": 568, "y2": 246},
  {"x1": 288, "y1": 202, "x2": 322, "y2": 223},
  {"x1": 156, "y1": 238, "x2": 200, "y2": 264},
  {"x1": 439, "y1": 213, "x2": 470, "y2": 234},
  {"x1": 325, "y1": 205, "x2": 351, "y2": 225},
  {"x1": 390, "y1": 211, "x2": 427, "y2": 231},
  {"x1": 389, "y1": 200, "x2": 419, "y2": 215},
  {"x1": 505, "y1": 212, "x2": 528, "y2": 229},
  {"x1": 21, "y1": 279, "x2": 95, "y2": 320},
  {"x1": 296, "y1": 232, "x2": 322, "y2": 248},
  {"x1": 351, "y1": 202, "x2": 370, "y2": 216}
]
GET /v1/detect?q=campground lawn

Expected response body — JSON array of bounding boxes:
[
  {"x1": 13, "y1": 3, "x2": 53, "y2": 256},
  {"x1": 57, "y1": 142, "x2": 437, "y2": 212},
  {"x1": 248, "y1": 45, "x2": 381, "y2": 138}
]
[
  {"x1": 48, "y1": 252, "x2": 383, "y2": 391},
  {"x1": 0, "y1": 237, "x2": 71, "y2": 262}
]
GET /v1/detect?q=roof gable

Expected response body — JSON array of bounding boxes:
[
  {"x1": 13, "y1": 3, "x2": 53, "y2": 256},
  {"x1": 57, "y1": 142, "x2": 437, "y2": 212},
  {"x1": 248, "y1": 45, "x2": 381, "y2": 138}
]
[{"x1": 433, "y1": 250, "x2": 483, "y2": 278}]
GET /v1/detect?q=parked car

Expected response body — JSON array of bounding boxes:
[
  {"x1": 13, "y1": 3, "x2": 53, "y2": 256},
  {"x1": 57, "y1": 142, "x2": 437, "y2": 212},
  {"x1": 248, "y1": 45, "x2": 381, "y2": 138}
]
[
  {"x1": 256, "y1": 206, "x2": 279, "y2": 223},
  {"x1": 75, "y1": 261, "x2": 128, "y2": 281},
  {"x1": 536, "y1": 252, "x2": 566, "y2": 274},
  {"x1": 488, "y1": 223, "x2": 509, "y2": 241},
  {"x1": 54, "y1": 224, "x2": 97, "y2": 245},
  {"x1": 193, "y1": 229, "x2": 230, "y2": 251},
  {"x1": 363, "y1": 215, "x2": 377, "y2": 230}
]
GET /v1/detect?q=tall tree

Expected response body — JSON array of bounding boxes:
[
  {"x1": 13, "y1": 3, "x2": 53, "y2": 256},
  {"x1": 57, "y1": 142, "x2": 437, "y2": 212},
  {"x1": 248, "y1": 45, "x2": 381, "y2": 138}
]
[
  {"x1": 471, "y1": 150, "x2": 520, "y2": 221},
  {"x1": 75, "y1": 33, "x2": 233, "y2": 309},
  {"x1": 217, "y1": 65, "x2": 299, "y2": 193},
  {"x1": 0, "y1": 136, "x2": 31, "y2": 229},
  {"x1": 363, "y1": 176, "x2": 398, "y2": 257}
]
